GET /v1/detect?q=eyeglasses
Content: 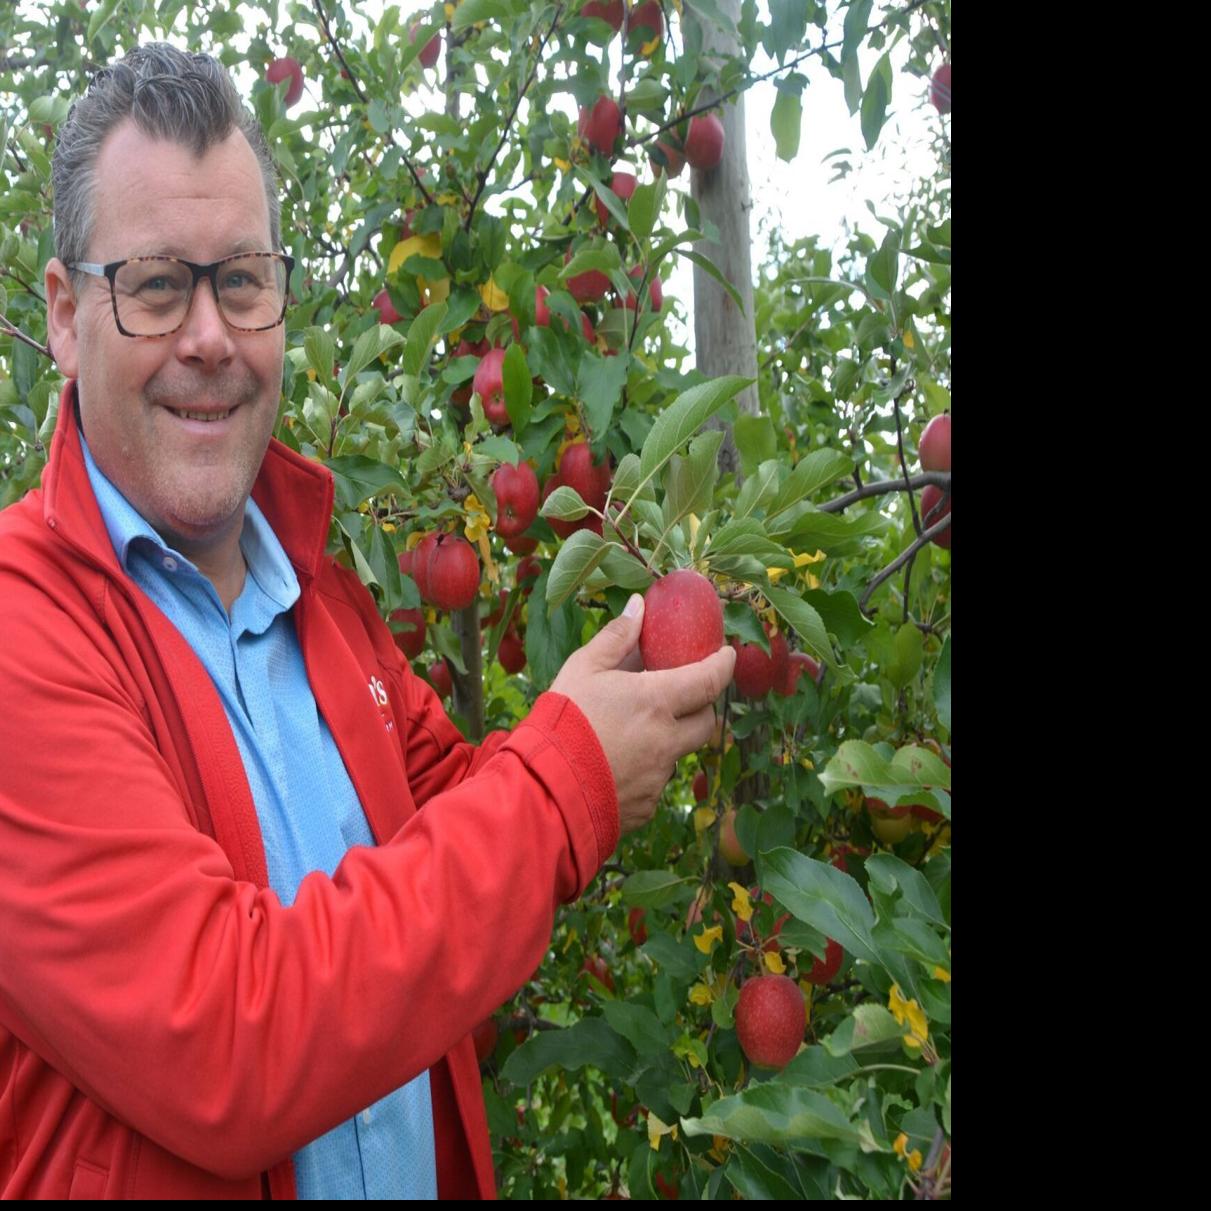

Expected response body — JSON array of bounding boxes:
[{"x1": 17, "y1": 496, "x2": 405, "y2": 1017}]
[{"x1": 68, "y1": 252, "x2": 295, "y2": 338}]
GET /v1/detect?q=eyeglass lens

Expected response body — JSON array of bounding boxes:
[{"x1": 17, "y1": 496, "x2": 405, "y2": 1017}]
[{"x1": 113, "y1": 255, "x2": 288, "y2": 335}]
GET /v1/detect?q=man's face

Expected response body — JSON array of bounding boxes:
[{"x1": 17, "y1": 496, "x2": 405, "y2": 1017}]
[{"x1": 47, "y1": 120, "x2": 285, "y2": 556}]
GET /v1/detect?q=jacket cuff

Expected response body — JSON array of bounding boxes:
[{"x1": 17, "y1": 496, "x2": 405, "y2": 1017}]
[{"x1": 503, "y1": 692, "x2": 619, "y2": 895}]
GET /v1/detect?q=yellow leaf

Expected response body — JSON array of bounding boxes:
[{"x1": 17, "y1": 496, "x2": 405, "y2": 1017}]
[
  {"x1": 708, "y1": 1135, "x2": 730, "y2": 1164},
  {"x1": 799, "y1": 757, "x2": 814, "y2": 771},
  {"x1": 478, "y1": 532, "x2": 497, "y2": 582},
  {"x1": 435, "y1": 192, "x2": 461, "y2": 206},
  {"x1": 693, "y1": 806, "x2": 717, "y2": 834},
  {"x1": 647, "y1": 1111, "x2": 675, "y2": 1151},
  {"x1": 693, "y1": 925, "x2": 723, "y2": 955},
  {"x1": 381, "y1": 522, "x2": 396, "y2": 533},
  {"x1": 387, "y1": 233, "x2": 442, "y2": 276},
  {"x1": 933, "y1": 966, "x2": 951, "y2": 983},
  {"x1": 688, "y1": 982, "x2": 714, "y2": 1006},
  {"x1": 443, "y1": 2, "x2": 455, "y2": 18},
  {"x1": 479, "y1": 277, "x2": 510, "y2": 312},
  {"x1": 639, "y1": 34, "x2": 660, "y2": 56},
  {"x1": 805, "y1": 572, "x2": 821, "y2": 590},
  {"x1": 795, "y1": 549, "x2": 826, "y2": 566},
  {"x1": 765, "y1": 565, "x2": 790, "y2": 584},
  {"x1": 888, "y1": 982, "x2": 929, "y2": 1046},
  {"x1": 561, "y1": 926, "x2": 578, "y2": 953},
  {"x1": 306, "y1": 367, "x2": 317, "y2": 382},
  {"x1": 893, "y1": 1133, "x2": 923, "y2": 1171},
  {"x1": 903, "y1": 328, "x2": 915, "y2": 349},
  {"x1": 687, "y1": 513, "x2": 700, "y2": 545},
  {"x1": 763, "y1": 950, "x2": 786, "y2": 975},
  {"x1": 728, "y1": 881, "x2": 753, "y2": 923},
  {"x1": 553, "y1": 156, "x2": 571, "y2": 171}
]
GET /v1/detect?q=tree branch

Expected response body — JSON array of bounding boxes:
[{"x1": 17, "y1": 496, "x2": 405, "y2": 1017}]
[
  {"x1": 464, "y1": 4, "x2": 565, "y2": 230},
  {"x1": 0, "y1": 313, "x2": 51, "y2": 359},
  {"x1": 859, "y1": 507, "x2": 950, "y2": 614},
  {"x1": 821, "y1": 470, "x2": 949, "y2": 513}
]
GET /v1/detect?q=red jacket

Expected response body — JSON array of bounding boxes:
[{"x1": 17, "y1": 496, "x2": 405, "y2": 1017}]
[{"x1": 0, "y1": 382, "x2": 619, "y2": 1199}]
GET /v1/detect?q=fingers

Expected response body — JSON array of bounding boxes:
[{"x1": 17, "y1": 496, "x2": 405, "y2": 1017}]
[
  {"x1": 578, "y1": 593, "x2": 645, "y2": 673},
  {"x1": 652, "y1": 644, "x2": 736, "y2": 719},
  {"x1": 671, "y1": 703, "x2": 718, "y2": 758}
]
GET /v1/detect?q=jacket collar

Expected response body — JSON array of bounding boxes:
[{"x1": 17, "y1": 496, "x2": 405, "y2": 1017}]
[{"x1": 41, "y1": 379, "x2": 335, "y2": 584}]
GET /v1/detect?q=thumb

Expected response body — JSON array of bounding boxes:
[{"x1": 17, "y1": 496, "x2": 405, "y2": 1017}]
[{"x1": 582, "y1": 593, "x2": 644, "y2": 671}]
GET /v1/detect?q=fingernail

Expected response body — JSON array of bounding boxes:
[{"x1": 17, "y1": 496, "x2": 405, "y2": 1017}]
[{"x1": 623, "y1": 593, "x2": 643, "y2": 619}]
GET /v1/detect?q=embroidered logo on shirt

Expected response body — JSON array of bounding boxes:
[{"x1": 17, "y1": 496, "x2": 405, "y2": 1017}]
[{"x1": 367, "y1": 675, "x2": 396, "y2": 732}]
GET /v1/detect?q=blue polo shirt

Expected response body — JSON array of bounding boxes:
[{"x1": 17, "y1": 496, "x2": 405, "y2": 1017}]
[{"x1": 79, "y1": 431, "x2": 437, "y2": 1200}]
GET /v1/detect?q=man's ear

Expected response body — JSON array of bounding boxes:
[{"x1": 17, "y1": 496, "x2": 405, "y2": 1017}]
[{"x1": 45, "y1": 258, "x2": 80, "y2": 378}]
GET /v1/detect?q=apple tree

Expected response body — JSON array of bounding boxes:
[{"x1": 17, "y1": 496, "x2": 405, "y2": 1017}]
[{"x1": 0, "y1": 0, "x2": 950, "y2": 1198}]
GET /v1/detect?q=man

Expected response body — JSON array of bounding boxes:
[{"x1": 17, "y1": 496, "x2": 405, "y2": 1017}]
[{"x1": 0, "y1": 45, "x2": 735, "y2": 1199}]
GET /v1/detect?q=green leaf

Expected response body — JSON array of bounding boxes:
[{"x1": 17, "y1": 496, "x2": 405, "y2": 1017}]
[
  {"x1": 621, "y1": 869, "x2": 693, "y2": 909},
  {"x1": 541, "y1": 484, "x2": 590, "y2": 521},
  {"x1": 723, "y1": 601, "x2": 769, "y2": 649},
  {"x1": 663, "y1": 429, "x2": 723, "y2": 530},
  {"x1": 677, "y1": 248, "x2": 746, "y2": 312},
  {"x1": 767, "y1": 587, "x2": 833, "y2": 668},
  {"x1": 303, "y1": 326, "x2": 336, "y2": 382},
  {"x1": 345, "y1": 324, "x2": 393, "y2": 383},
  {"x1": 767, "y1": 449, "x2": 854, "y2": 519},
  {"x1": 640, "y1": 932, "x2": 701, "y2": 981},
  {"x1": 781, "y1": 1046, "x2": 860, "y2": 1089},
  {"x1": 501, "y1": 1018, "x2": 638, "y2": 1086},
  {"x1": 475, "y1": 434, "x2": 521, "y2": 465},
  {"x1": 867, "y1": 224, "x2": 901, "y2": 300},
  {"x1": 761, "y1": 849, "x2": 880, "y2": 969},
  {"x1": 735, "y1": 459, "x2": 783, "y2": 519},
  {"x1": 860, "y1": 53, "x2": 893, "y2": 152},
  {"x1": 770, "y1": 87, "x2": 803, "y2": 162},
  {"x1": 502, "y1": 342, "x2": 532, "y2": 434},
  {"x1": 609, "y1": 452, "x2": 644, "y2": 503},
  {"x1": 401, "y1": 300, "x2": 446, "y2": 376},
  {"x1": 437, "y1": 287, "x2": 481, "y2": 334},
  {"x1": 864, "y1": 855, "x2": 946, "y2": 928},
  {"x1": 933, "y1": 634, "x2": 951, "y2": 731},
  {"x1": 882, "y1": 918, "x2": 951, "y2": 969},
  {"x1": 628, "y1": 182, "x2": 659, "y2": 241},
  {"x1": 598, "y1": 545, "x2": 654, "y2": 591},
  {"x1": 602, "y1": 1002, "x2": 671, "y2": 1056},
  {"x1": 708, "y1": 519, "x2": 789, "y2": 565},
  {"x1": 725, "y1": 1145, "x2": 804, "y2": 1200},
  {"x1": 775, "y1": 506, "x2": 889, "y2": 553},
  {"x1": 526, "y1": 327, "x2": 578, "y2": 396},
  {"x1": 638, "y1": 376, "x2": 750, "y2": 486},
  {"x1": 682, "y1": 1083, "x2": 869, "y2": 1148},
  {"x1": 842, "y1": 0, "x2": 873, "y2": 61},
  {"x1": 524, "y1": 571, "x2": 581, "y2": 691},
  {"x1": 818, "y1": 741, "x2": 951, "y2": 804},
  {"x1": 580, "y1": 166, "x2": 630, "y2": 230},
  {"x1": 324, "y1": 455, "x2": 409, "y2": 512},
  {"x1": 822, "y1": 1004, "x2": 904, "y2": 1056},
  {"x1": 545, "y1": 530, "x2": 610, "y2": 610},
  {"x1": 801, "y1": 588, "x2": 871, "y2": 644},
  {"x1": 577, "y1": 350, "x2": 628, "y2": 440},
  {"x1": 733, "y1": 414, "x2": 777, "y2": 476},
  {"x1": 450, "y1": 0, "x2": 511, "y2": 32}
]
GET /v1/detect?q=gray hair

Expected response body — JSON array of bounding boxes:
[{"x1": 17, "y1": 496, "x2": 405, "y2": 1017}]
[{"x1": 52, "y1": 42, "x2": 282, "y2": 270}]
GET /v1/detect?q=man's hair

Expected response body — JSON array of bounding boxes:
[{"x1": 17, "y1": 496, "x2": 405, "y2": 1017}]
[{"x1": 53, "y1": 42, "x2": 282, "y2": 270}]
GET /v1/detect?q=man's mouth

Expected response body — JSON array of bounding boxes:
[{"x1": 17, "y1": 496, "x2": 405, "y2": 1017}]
[{"x1": 168, "y1": 407, "x2": 234, "y2": 422}]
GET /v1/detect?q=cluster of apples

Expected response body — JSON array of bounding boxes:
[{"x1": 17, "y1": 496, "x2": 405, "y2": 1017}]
[{"x1": 578, "y1": 92, "x2": 725, "y2": 174}]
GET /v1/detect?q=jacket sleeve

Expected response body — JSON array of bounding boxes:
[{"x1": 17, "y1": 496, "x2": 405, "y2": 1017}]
[{"x1": 0, "y1": 574, "x2": 615, "y2": 1181}]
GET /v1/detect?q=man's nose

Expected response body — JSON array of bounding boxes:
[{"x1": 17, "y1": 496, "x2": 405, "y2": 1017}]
[{"x1": 175, "y1": 277, "x2": 236, "y2": 365}]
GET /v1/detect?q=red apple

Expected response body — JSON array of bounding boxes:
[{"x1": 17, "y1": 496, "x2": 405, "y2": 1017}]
[
  {"x1": 639, "y1": 569, "x2": 724, "y2": 671},
  {"x1": 684, "y1": 113, "x2": 724, "y2": 171},
  {"x1": 622, "y1": 265, "x2": 663, "y2": 312},
  {"x1": 390, "y1": 607, "x2": 426, "y2": 660},
  {"x1": 578, "y1": 94, "x2": 622, "y2": 156},
  {"x1": 731, "y1": 621, "x2": 789, "y2": 699},
  {"x1": 719, "y1": 808, "x2": 749, "y2": 866},
  {"x1": 421, "y1": 533, "x2": 481, "y2": 611},
  {"x1": 692, "y1": 770, "x2": 708, "y2": 803},
  {"x1": 409, "y1": 532, "x2": 439, "y2": 600},
  {"x1": 545, "y1": 441, "x2": 611, "y2": 538},
  {"x1": 564, "y1": 249, "x2": 612, "y2": 302},
  {"x1": 920, "y1": 484, "x2": 951, "y2": 549},
  {"x1": 580, "y1": 954, "x2": 615, "y2": 994},
  {"x1": 803, "y1": 938, "x2": 843, "y2": 985},
  {"x1": 628, "y1": 0, "x2": 664, "y2": 52},
  {"x1": 735, "y1": 975, "x2": 805, "y2": 1070},
  {"x1": 627, "y1": 906, "x2": 648, "y2": 946},
  {"x1": 498, "y1": 627, "x2": 527, "y2": 674},
  {"x1": 372, "y1": 287, "x2": 402, "y2": 325},
  {"x1": 409, "y1": 21, "x2": 441, "y2": 69},
  {"x1": 534, "y1": 284, "x2": 552, "y2": 327},
  {"x1": 919, "y1": 413, "x2": 951, "y2": 472},
  {"x1": 866, "y1": 796, "x2": 912, "y2": 845},
  {"x1": 516, "y1": 555, "x2": 542, "y2": 591},
  {"x1": 505, "y1": 533, "x2": 538, "y2": 556},
  {"x1": 484, "y1": 588, "x2": 509, "y2": 628},
  {"x1": 427, "y1": 658, "x2": 453, "y2": 699},
  {"x1": 472, "y1": 347, "x2": 509, "y2": 426},
  {"x1": 595, "y1": 170, "x2": 638, "y2": 225},
  {"x1": 774, "y1": 650, "x2": 822, "y2": 697},
  {"x1": 266, "y1": 56, "x2": 304, "y2": 108},
  {"x1": 582, "y1": 0, "x2": 624, "y2": 32},
  {"x1": 653, "y1": 1173, "x2": 679, "y2": 1200},
  {"x1": 492, "y1": 461, "x2": 540, "y2": 537},
  {"x1": 649, "y1": 136, "x2": 685, "y2": 178},
  {"x1": 930, "y1": 64, "x2": 951, "y2": 114}
]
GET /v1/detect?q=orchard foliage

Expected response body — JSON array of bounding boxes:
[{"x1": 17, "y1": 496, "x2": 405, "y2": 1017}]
[{"x1": 1, "y1": 0, "x2": 951, "y2": 1199}]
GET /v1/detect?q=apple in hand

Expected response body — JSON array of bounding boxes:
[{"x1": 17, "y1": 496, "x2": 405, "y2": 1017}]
[
  {"x1": 492, "y1": 460, "x2": 540, "y2": 537},
  {"x1": 639, "y1": 568, "x2": 724, "y2": 671},
  {"x1": 578, "y1": 95, "x2": 622, "y2": 156},
  {"x1": 735, "y1": 974, "x2": 806, "y2": 1070},
  {"x1": 683, "y1": 113, "x2": 724, "y2": 171},
  {"x1": 266, "y1": 56, "x2": 304, "y2": 108}
]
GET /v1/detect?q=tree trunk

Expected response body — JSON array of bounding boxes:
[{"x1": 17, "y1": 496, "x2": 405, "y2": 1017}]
[{"x1": 685, "y1": 0, "x2": 760, "y2": 482}]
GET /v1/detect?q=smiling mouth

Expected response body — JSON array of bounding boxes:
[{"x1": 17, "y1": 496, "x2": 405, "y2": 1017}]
[{"x1": 168, "y1": 407, "x2": 234, "y2": 422}]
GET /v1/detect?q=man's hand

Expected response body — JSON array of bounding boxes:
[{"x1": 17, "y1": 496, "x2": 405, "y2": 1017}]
[{"x1": 550, "y1": 593, "x2": 737, "y2": 835}]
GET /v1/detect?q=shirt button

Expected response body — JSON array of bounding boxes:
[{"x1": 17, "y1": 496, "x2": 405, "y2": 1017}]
[
  {"x1": 162, "y1": 556, "x2": 178, "y2": 572},
  {"x1": 361, "y1": 1109, "x2": 372, "y2": 1125}
]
